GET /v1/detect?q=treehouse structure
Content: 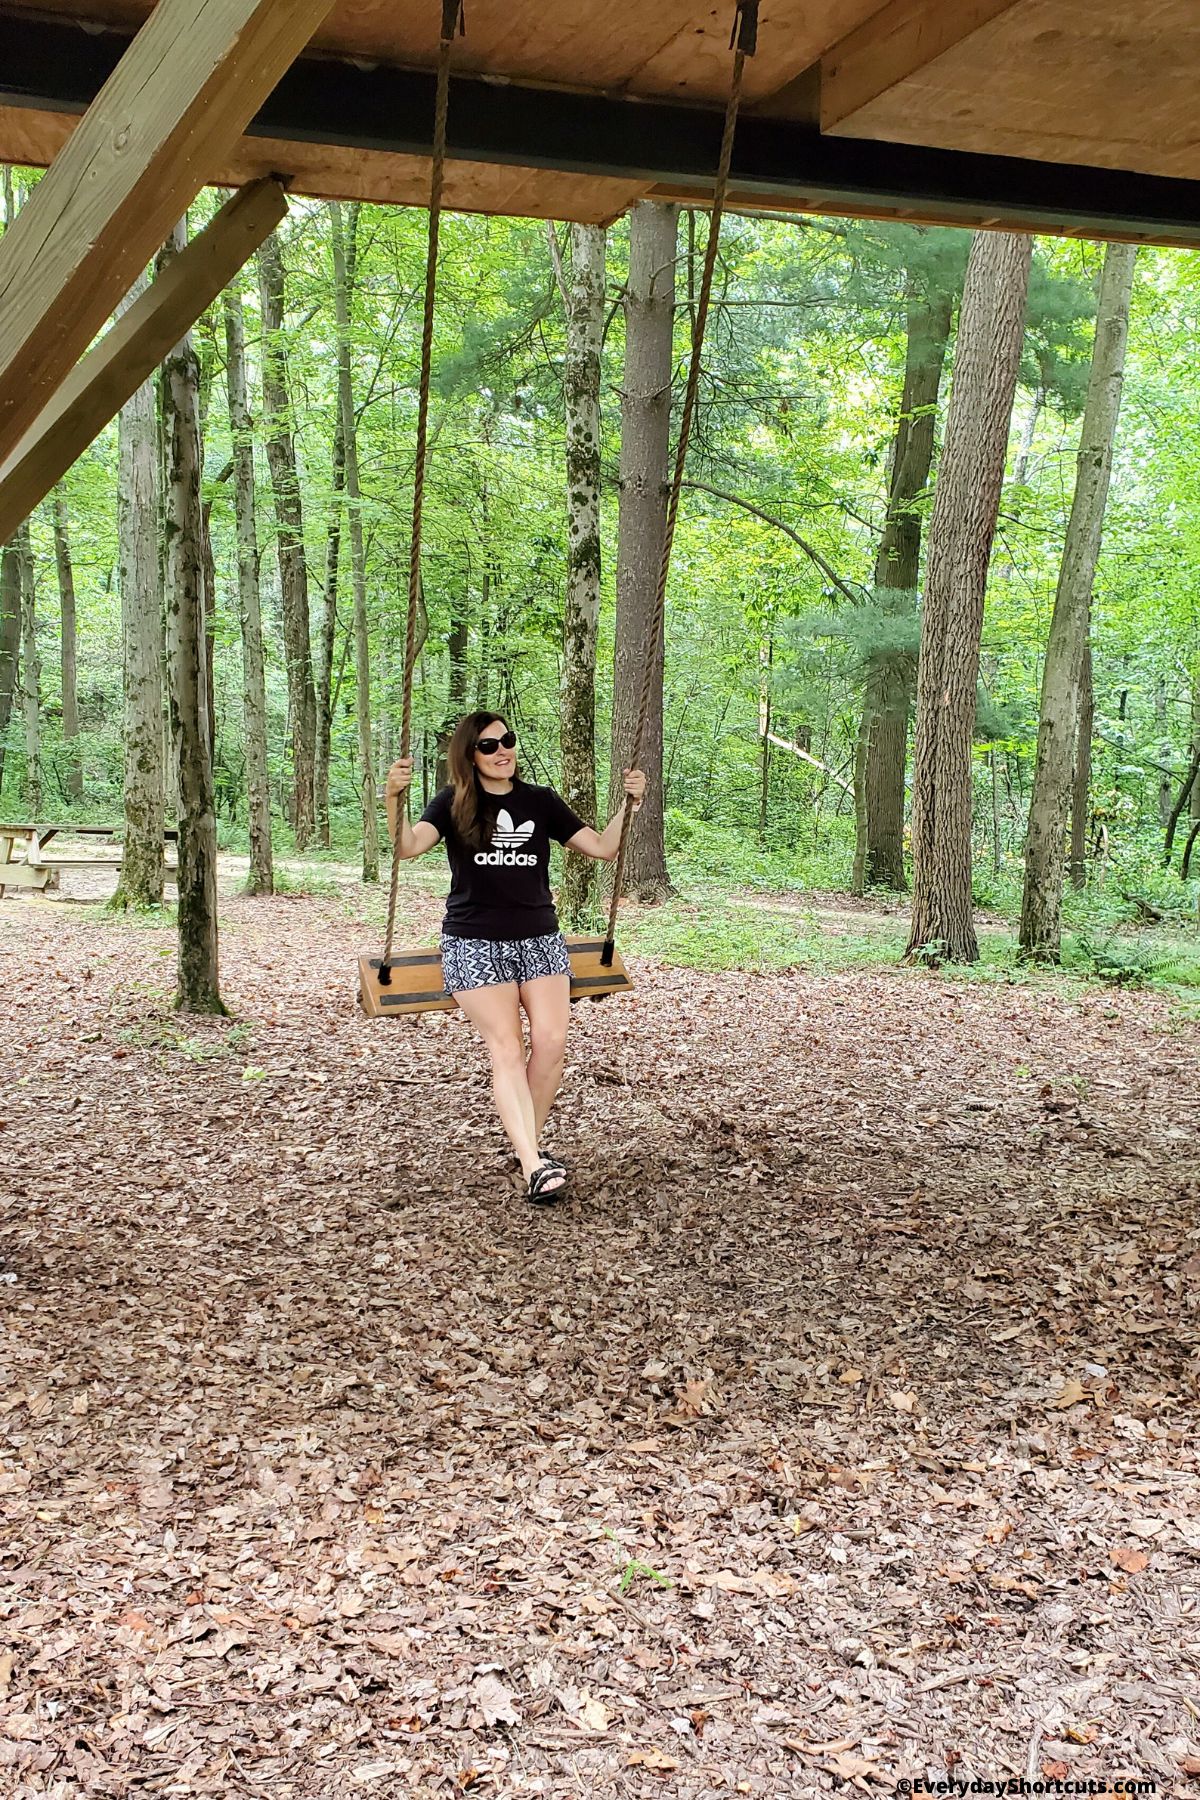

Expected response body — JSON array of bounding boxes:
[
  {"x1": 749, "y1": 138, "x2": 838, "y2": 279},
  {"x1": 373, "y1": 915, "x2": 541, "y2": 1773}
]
[{"x1": 0, "y1": 0, "x2": 1196, "y2": 627}]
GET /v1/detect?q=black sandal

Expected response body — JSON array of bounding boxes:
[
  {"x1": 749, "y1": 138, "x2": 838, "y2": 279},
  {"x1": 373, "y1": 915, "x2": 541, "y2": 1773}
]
[
  {"x1": 513, "y1": 1147, "x2": 566, "y2": 1173},
  {"x1": 527, "y1": 1161, "x2": 569, "y2": 1205}
]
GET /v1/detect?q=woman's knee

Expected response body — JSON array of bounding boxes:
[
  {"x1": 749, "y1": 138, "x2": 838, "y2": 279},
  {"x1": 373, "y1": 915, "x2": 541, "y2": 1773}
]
[
  {"x1": 486, "y1": 1031, "x2": 527, "y2": 1075},
  {"x1": 529, "y1": 1019, "x2": 569, "y2": 1062}
]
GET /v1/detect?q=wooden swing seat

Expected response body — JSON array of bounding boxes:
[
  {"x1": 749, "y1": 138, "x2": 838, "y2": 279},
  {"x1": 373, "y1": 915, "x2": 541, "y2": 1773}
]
[{"x1": 357, "y1": 935, "x2": 632, "y2": 1017}]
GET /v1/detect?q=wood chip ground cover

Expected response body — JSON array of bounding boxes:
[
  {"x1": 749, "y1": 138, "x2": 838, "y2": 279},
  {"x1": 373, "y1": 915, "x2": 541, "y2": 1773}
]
[{"x1": 1, "y1": 873, "x2": 1198, "y2": 1798}]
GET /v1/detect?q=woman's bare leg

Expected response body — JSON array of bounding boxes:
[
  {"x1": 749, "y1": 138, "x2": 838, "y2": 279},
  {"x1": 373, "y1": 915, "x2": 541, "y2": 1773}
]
[
  {"x1": 454, "y1": 982, "x2": 565, "y2": 1192},
  {"x1": 520, "y1": 973, "x2": 571, "y2": 1144}
]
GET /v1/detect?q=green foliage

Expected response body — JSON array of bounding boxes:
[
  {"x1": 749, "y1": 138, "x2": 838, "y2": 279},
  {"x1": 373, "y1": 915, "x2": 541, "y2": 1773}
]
[
  {"x1": 599, "y1": 1530, "x2": 673, "y2": 1596},
  {"x1": 119, "y1": 1019, "x2": 253, "y2": 1061},
  {"x1": 271, "y1": 863, "x2": 344, "y2": 899},
  {"x1": 1, "y1": 184, "x2": 1197, "y2": 967},
  {"x1": 1065, "y1": 933, "x2": 1163, "y2": 987}
]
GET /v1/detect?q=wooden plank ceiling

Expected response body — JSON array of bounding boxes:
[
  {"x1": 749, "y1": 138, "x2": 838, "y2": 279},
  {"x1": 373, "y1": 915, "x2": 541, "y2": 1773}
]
[
  {"x1": 821, "y1": 0, "x2": 1200, "y2": 184},
  {"x1": 2, "y1": 0, "x2": 1199, "y2": 224}
]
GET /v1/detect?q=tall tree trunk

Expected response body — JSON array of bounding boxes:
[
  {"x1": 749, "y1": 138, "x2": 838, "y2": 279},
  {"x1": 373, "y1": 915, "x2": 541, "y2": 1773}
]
[
  {"x1": 758, "y1": 629, "x2": 773, "y2": 841},
  {"x1": 224, "y1": 283, "x2": 274, "y2": 897},
  {"x1": 17, "y1": 523, "x2": 39, "y2": 813},
  {"x1": 330, "y1": 201, "x2": 378, "y2": 882},
  {"x1": 258, "y1": 231, "x2": 317, "y2": 850},
  {"x1": 1154, "y1": 678, "x2": 1173, "y2": 826},
  {"x1": 906, "y1": 230, "x2": 1033, "y2": 965},
  {"x1": 611, "y1": 200, "x2": 677, "y2": 901},
  {"x1": 0, "y1": 173, "x2": 26, "y2": 802},
  {"x1": 0, "y1": 539, "x2": 19, "y2": 794},
  {"x1": 436, "y1": 408, "x2": 489, "y2": 789},
  {"x1": 851, "y1": 704, "x2": 870, "y2": 891},
  {"x1": 1012, "y1": 380, "x2": 1044, "y2": 489},
  {"x1": 1069, "y1": 642, "x2": 1093, "y2": 890},
  {"x1": 316, "y1": 383, "x2": 345, "y2": 849},
  {"x1": 1191, "y1": 670, "x2": 1200, "y2": 827},
  {"x1": 861, "y1": 279, "x2": 955, "y2": 892},
  {"x1": 555, "y1": 221, "x2": 605, "y2": 925},
  {"x1": 112, "y1": 271, "x2": 165, "y2": 909},
  {"x1": 475, "y1": 583, "x2": 492, "y2": 715},
  {"x1": 200, "y1": 495, "x2": 218, "y2": 751},
  {"x1": 1163, "y1": 745, "x2": 1200, "y2": 869},
  {"x1": 1020, "y1": 243, "x2": 1136, "y2": 961},
  {"x1": 52, "y1": 489, "x2": 84, "y2": 802},
  {"x1": 162, "y1": 222, "x2": 223, "y2": 1014},
  {"x1": 436, "y1": 592, "x2": 470, "y2": 787}
]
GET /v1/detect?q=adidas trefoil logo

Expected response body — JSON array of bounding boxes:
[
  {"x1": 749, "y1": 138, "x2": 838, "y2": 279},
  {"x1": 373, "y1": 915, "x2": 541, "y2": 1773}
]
[{"x1": 475, "y1": 808, "x2": 537, "y2": 867}]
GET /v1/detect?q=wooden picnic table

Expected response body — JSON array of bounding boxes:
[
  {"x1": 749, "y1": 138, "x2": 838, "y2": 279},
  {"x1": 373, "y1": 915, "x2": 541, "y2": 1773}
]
[{"x1": 0, "y1": 824, "x2": 179, "y2": 896}]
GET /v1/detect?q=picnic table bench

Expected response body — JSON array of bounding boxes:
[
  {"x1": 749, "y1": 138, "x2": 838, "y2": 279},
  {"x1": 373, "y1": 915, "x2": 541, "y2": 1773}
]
[{"x1": 0, "y1": 824, "x2": 179, "y2": 896}]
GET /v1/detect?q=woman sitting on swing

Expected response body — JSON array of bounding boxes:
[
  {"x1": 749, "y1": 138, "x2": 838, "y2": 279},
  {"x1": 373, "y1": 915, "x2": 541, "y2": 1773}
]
[{"x1": 386, "y1": 711, "x2": 647, "y2": 1204}]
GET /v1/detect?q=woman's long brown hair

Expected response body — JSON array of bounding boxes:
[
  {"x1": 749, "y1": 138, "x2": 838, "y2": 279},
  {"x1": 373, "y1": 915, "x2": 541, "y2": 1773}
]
[{"x1": 447, "y1": 712, "x2": 521, "y2": 851}]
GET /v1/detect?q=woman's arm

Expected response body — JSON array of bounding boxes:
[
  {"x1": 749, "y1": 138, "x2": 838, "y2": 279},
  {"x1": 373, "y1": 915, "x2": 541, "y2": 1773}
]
[
  {"x1": 384, "y1": 758, "x2": 441, "y2": 858},
  {"x1": 565, "y1": 768, "x2": 648, "y2": 863}
]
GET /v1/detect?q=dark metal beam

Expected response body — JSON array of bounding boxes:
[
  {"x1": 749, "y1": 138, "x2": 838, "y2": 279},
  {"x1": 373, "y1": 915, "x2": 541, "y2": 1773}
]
[{"x1": 2, "y1": 9, "x2": 1199, "y2": 244}]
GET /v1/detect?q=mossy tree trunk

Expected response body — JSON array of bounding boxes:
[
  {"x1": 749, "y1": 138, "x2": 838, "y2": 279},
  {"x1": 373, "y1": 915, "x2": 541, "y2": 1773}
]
[
  {"x1": 16, "y1": 522, "x2": 38, "y2": 813},
  {"x1": 258, "y1": 230, "x2": 317, "y2": 851},
  {"x1": 112, "y1": 269, "x2": 166, "y2": 909},
  {"x1": 0, "y1": 539, "x2": 18, "y2": 794},
  {"x1": 1020, "y1": 242, "x2": 1136, "y2": 961},
  {"x1": 316, "y1": 383, "x2": 345, "y2": 850},
  {"x1": 0, "y1": 170, "x2": 17, "y2": 800},
  {"x1": 52, "y1": 489, "x2": 83, "y2": 803},
  {"x1": 906, "y1": 230, "x2": 1032, "y2": 965},
  {"x1": 223, "y1": 282, "x2": 274, "y2": 897},
  {"x1": 330, "y1": 201, "x2": 378, "y2": 883},
  {"x1": 162, "y1": 221, "x2": 224, "y2": 1015},
  {"x1": 553, "y1": 220, "x2": 605, "y2": 925}
]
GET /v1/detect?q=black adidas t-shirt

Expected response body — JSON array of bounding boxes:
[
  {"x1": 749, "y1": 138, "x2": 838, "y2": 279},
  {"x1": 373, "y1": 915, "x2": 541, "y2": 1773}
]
[{"x1": 419, "y1": 778, "x2": 587, "y2": 941}]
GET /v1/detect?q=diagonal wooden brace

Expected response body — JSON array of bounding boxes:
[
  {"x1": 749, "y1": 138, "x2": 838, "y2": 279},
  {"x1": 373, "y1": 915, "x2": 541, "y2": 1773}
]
[
  {"x1": 0, "y1": 0, "x2": 337, "y2": 468},
  {"x1": 0, "y1": 179, "x2": 287, "y2": 545}
]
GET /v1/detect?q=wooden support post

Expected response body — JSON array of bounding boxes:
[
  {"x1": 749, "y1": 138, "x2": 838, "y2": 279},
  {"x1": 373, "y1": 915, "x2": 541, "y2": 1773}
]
[
  {"x1": 821, "y1": 0, "x2": 1024, "y2": 134},
  {"x1": 0, "y1": 180, "x2": 287, "y2": 546},
  {"x1": 0, "y1": 0, "x2": 336, "y2": 466}
]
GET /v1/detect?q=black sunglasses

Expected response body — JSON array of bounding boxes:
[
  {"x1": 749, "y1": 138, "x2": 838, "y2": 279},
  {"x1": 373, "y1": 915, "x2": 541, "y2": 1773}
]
[{"x1": 476, "y1": 730, "x2": 517, "y2": 755}]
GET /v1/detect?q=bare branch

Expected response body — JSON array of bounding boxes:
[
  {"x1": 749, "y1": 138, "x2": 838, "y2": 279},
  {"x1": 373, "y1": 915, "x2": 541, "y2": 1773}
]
[
  {"x1": 764, "y1": 731, "x2": 854, "y2": 795},
  {"x1": 680, "y1": 477, "x2": 864, "y2": 607}
]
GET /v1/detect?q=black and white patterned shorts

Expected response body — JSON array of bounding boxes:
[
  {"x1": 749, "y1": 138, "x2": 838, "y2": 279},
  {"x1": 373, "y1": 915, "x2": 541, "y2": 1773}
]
[{"x1": 440, "y1": 930, "x2": 571, "y2": 994}]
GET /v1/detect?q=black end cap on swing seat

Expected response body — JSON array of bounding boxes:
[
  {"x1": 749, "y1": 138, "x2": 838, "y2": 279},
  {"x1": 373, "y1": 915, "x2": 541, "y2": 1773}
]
[
  {"x1": 600, "y1": 938, "x2": 616, "y2": 969},
  {"x1": 378, "y1": 963, "x2": 392, "y2": 986}
]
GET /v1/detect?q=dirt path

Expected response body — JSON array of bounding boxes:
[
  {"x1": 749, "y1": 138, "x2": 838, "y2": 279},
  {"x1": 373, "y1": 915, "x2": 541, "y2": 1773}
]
[{"x1": 1, "y1": 889, "x2": 1198, "y2": 1797}]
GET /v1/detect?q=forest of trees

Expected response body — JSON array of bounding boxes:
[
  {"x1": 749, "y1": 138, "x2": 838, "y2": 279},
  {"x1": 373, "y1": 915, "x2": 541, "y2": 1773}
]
[{"x1": 2, "y1": 173, "x2": 1199, "y2": 1001}]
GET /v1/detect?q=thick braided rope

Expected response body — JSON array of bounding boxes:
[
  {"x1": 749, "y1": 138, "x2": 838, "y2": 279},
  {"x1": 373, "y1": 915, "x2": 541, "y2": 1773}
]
[
  {"x1": 602, "y1": 0, "x2": 758, "y2": 963},
  {"x1": 380, "y1": 0, "x2": 463, "y2": 984}
]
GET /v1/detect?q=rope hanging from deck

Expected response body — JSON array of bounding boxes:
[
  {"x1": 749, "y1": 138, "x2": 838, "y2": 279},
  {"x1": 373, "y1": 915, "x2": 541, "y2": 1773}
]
[
  {"x1": 377, "y1": 0, "x2": 756, "y2": 984},
  {"x1": 379, "y1": 0, "x2": 464, "y2": 986},
  {"x1": 601, "y1": 0, "x2": 758, "y2": 965}
]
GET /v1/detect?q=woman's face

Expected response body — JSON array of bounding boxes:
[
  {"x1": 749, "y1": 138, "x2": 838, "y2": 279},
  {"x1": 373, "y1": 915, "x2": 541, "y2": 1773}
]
[{"x1": 473, "y1": 719, "x2": 516, "y2": 781}]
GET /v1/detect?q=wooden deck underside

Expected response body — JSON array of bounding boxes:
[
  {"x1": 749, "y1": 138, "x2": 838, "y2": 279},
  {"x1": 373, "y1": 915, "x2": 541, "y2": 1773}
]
[{"x1": 3, "y1": 0, "x2": 1200, "y2": 232}]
